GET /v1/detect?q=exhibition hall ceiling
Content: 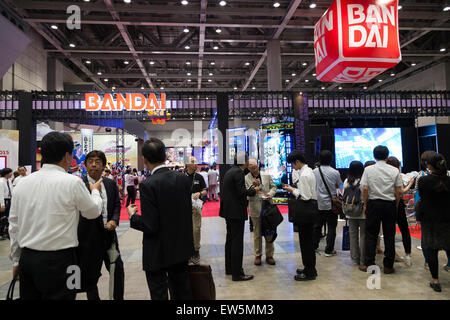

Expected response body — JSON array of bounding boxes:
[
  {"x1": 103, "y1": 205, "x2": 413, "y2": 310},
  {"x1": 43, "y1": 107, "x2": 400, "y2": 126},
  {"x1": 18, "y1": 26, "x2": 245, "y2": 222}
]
[{"x1": 3, "y1": 0, "x2": 449, "y2": 91}]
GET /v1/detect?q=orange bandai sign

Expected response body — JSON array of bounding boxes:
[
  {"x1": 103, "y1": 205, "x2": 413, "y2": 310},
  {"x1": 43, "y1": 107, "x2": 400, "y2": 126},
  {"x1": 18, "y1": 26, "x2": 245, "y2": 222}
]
[{"x1": 85, "y1": 93, "x2": 166, "y2": 111}]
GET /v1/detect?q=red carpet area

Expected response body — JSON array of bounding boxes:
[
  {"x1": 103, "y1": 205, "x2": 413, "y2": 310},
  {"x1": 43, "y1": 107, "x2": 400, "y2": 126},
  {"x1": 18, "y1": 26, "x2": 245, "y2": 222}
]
[{"x1": 120, "y1": 201, "x2": 420, "y2": 239}]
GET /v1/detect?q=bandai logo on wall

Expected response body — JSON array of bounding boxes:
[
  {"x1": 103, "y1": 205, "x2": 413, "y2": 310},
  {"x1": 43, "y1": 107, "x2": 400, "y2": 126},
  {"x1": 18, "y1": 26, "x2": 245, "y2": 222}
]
[{"x1": 314, "y1": 0, "x2": 401, "y2": 83}]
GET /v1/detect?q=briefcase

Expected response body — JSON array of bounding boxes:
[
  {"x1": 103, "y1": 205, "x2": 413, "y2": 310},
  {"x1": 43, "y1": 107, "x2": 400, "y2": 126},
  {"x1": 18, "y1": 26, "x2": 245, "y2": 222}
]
[
  {"x1": 187, "y1": 264, "x2": 216, "y2": 300},
  {"x1": 6, "y1": 275, "x2": 19, "y2": 300}
]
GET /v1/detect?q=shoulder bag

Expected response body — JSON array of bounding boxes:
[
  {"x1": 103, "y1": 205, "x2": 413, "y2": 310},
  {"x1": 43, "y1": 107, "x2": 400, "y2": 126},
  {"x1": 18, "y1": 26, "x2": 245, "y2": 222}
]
[
  {"x1": 6, "y1": 275, "x2": 19, "y2": 300},
  {"x1": 287, "y1": 180, "x2": 318, "y2": 225},
  {"x1": 318, "y1": 166, "x2": 343, "y2": 217}
]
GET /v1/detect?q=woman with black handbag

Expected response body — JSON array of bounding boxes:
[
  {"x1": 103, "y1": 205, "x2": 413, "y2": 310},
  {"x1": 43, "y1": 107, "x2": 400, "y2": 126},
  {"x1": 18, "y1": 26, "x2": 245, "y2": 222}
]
[{"x1": 283, "y1": 151, "x2": 318, "y2": 281}]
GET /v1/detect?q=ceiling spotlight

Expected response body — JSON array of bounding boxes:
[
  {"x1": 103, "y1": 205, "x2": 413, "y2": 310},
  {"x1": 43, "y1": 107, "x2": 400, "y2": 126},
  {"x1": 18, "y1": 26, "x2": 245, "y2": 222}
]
[
  {"x1": 411, "y1": 63, "x2": 417, "y2": 66},
  {"x1": 141, "y1": 86, "x2": 145, "y2": 90},
  {"x1": 210, "y1": 61, "x2": 216, "y2": 65},
  {"x1": 213, "y1": 46, "x2": 219, "y2": 50},
  {"x1": 398, "y1": 5, "x2": 402, "y2": 10},
  {"x1": 183, "y1": 27, "x2": 190, "y2": 33},
  {"x1": 390, "y1": 73, "x2": 395, "y2": 76},
  {"x1": 273, "y1": 2, "x2": 280, "y2": 8},
  {"x1": 187, "y1": 79, "x2": 192, "y2": 82},
  {"x1": 245, "y1": 62, "x2": 250, "y2": 66},
  {"x1": 185, "y1": 45, "x2": 190, "y2": 50},
  {"x1": 440, "y1": 48, "x2": 446, "y2": 52},
  {"x1": 363, "y1": 86, "x2": 368, "y2": 89},
  {"x1": 50, "y1": 25, "x2": 58, "y2": 30},
  {"x1": 209, "y1": 72, "x2": 213, "y2": 76},
  {"x1": 149, "y1": 61, "x2": 155, "y2": 65},
  {"x1": 252, "y1": 86, "x2": 256, "y2": 90},
  {"x1": 378, "y1": 79, "x2": 383, "y2": 82},
  {"x1": 69, "y1": 43, "x2": 76, "y2": 48},
  {"x1": 181, "y1": 0, "x2": 188, "y2": 5},
  {"x1": 285, "y1": 79, "x2": 290, "y2": 83},
  {"x1": 160, "y1": 86, "x2": 164, "y2": 90},
  {"x1": 97, "y1": 72, "x2": 102, "y2": 75},
  {"x1": 186, "y1": 61, "x2": 191, "y2": 65},
  {"x1": 302, "y1": 62, "x2": 307, "y2": 66},
  {"x1": 309, "y1": 3, "x2": 317, "y2": 9},
  {"x1": 233, "y1": 87, "x2": 238, "y2": 90},
  {"x1": 104, "y1": 79, "x2": 109, "y2": 82},
  {"x1": 124, "y1": 60, "x2": 129, "y2": 65},
  {"x1": 321, "y1": 87, "x2": 325, "y2": 90},
  {"x1": 291, "y1": 73, "x2": 296, "y2": 76},
  {"x1": 219, "y1": 0, "x2": 227, "y2": 6},
  {"x1": 305, "y1": 79, "x2": 309, "y2": 82},
  {"x1": 85, "y1": 60, "x2": 91, "y2": 64},
  {"x1": 443, "y1": 6, "x2": 450, "y2": 11},
  {"x1": 312, "y1": 73, "x2": 316, "y2": 76},
  {"x1": 338, "y1": 86, "x2": 342, "y2": 90},
  {"x1": 187, "y1": 72, "x2": 192, "y2": 76},
  {"x1": 216, "y1": 28, "x2": 222, "y2": 33},
  {"x1": 112, "y1": 86, "x2": 116, "y2": 90},
  {"x1": 124, "y1": 0, "x2": 131, "y2": 3},
  {"x1": 208, "y1": 79, "x2": 212, "y2": 82}
]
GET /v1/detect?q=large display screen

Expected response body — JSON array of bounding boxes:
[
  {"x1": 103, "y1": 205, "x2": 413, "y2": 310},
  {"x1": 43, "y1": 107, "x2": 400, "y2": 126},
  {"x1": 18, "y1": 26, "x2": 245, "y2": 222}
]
[
  {"x1": 263, "y1": 131, "x2": 289, "y2": 187},
  {"x1": 334, "y1": 128, "x2": 403, "y2": 169}
]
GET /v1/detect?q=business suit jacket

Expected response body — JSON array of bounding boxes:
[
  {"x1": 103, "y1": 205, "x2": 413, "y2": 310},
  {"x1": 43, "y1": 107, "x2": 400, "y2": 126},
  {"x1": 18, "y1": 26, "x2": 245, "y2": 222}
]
[
  {"x1": 219, "y1": 166, "x2": 257, "y2": 220},
  {"x1": 77, "y1": 176, "x2": 121, "y2": 289},
  {"x1": 245, "y1": 172, "x2": 277, "y2": 217},
  {"x1": 130, "y1": 167, "x2": 194, "y2": 272}
]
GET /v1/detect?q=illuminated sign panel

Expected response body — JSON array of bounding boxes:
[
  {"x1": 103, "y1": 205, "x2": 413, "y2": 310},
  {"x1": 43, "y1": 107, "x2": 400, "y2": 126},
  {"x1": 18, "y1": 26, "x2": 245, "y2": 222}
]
[{"x1": 84, "y1": 93, "x2": 166, "y2": 111}]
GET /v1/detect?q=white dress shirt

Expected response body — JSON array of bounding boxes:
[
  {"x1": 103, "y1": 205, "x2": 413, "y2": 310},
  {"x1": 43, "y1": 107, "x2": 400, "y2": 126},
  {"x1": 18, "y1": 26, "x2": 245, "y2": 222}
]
[
  {"x1": 0, "y1": 177, "x2": 12, "y2": 207},
  {"x1": 88, "y1": 175, "x2": 108, "y2": 226},
  {"x1": 360, "y1": 160, "x2": 403, "y2": 201},
  {"x1": 9, "y1": 164, "x2": 103, "y2": 266},
  {"x1": 291, "y1": 165, "x2": 317, "y2": 201},
  {"x1": 124, "y1": 174, "x2": 136, "y2": 187},
  {"x1": 12, "y1": 175, "x2": 25, "y2": 188}
]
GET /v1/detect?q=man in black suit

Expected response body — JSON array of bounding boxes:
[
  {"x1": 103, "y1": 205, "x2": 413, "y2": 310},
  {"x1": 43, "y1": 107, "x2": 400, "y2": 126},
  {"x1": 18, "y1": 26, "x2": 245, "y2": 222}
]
[
  {"x1": 219, "y1": 151, "x2": 260, "y2": 281},
  {"x1": 77, "y1": 150, "x2": 125, "y2": 300},
  {"x1": 127, "y1": 138, "x2": 193, "y2": 300}
]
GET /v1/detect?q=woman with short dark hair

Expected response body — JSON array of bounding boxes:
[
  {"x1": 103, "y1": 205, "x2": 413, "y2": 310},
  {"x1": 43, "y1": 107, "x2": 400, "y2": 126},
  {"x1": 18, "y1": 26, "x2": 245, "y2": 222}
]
[{"x1": 417, "y1": 153, "x2": 450, "y2": 292}]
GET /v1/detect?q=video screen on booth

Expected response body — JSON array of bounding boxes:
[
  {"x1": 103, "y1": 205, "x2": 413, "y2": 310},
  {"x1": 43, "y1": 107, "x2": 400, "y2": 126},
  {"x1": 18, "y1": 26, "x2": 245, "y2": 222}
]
[
  {"x1": 263, "y1": 131, "x2": 288, "y2": 187},
  {"x1": 334, "y1": 128, "x2": 403, "y2": 169}
]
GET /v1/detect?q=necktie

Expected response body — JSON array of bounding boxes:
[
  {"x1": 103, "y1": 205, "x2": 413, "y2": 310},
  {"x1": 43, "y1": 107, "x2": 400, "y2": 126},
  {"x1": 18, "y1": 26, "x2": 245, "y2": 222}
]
[{"x1": 6, "y1": 180, "x2": 11, "y2": 198}]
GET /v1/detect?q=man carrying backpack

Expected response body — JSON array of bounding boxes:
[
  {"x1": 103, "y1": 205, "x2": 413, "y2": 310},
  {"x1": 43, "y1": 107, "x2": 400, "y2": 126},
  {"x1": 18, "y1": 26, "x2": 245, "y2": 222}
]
[{"x1": 342, "y1": 161, "x2": 366, "y2": 269}]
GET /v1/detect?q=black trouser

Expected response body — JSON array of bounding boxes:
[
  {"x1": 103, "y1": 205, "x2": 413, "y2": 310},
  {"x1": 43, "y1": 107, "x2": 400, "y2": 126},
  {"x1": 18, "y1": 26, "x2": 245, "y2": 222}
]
[
  {"x1": 396, "y1": 201, "x2": 411, "y2": 255},
  {"x1": 365, "y1": 200, "x2": 396, "y2": 269},
  {"x1": 225, "y1": 218, "x2": 245, "y2": 277},
  {"x1": 297, "y1": 222, "x2": 317, "y2": 277},
  {"x1": 145, "y1": 262, "x2": 192, "y2": 300},
  {"x1": 313, "y1": 209, "x2": 338, "y2": 253},
  {"x1": 126, "y1": 186, "x2": 136, "y2": 206},
  {"x1": 427, "y1": 248, "x2": 441, "y2": 280},
  {"x1": 85, "y1": 243, "x2": 125, "y2": 300},
  {"x1": 19, "y1": 247, "x2": 77, "y2": 300},
  {"x1": 1, "y1": 199, "x2": 11, "y2": 237}
]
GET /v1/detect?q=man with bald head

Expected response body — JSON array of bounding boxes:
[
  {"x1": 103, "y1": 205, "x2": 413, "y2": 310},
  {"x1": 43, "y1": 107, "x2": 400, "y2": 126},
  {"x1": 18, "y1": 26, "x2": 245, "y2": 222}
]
[
  {"x1": 245, "y1": 159, "x2": 277, "y2": 266},
  {"x1": 185, "y1": 156, "x2": 207, "y2": 265}
]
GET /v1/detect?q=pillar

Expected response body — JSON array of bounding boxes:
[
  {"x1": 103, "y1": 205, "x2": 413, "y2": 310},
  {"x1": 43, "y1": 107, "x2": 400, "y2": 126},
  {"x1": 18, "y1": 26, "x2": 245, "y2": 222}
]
[
  {"x1": 17, "y1": 92, "x2": 36, "y2": 171},
  {"x1": 217, "y1": 92, "x2": 231, "y2": 186},
  {"x1": 267, "y1": 40, "x2": 282, "y2": 91}
]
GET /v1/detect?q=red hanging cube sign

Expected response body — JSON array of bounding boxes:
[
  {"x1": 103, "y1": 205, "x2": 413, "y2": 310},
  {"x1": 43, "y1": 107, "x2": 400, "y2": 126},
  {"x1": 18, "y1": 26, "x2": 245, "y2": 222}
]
[{"x1": 314, "y1": 0, "x2": 401, "y2": 83}]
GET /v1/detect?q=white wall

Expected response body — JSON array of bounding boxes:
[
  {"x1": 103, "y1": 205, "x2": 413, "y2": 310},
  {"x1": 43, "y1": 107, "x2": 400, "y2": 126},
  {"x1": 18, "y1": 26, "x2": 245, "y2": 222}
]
[
  {"x1": 383, "y1": 62, "x2": 449, "y2": 91},
  {"x1": 1, "y1": 29, "x2": 47, "y2": 91}
]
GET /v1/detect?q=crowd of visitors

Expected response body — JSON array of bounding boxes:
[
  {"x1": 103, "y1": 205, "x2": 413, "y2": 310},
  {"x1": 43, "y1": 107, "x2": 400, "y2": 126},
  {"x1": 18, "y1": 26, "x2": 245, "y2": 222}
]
[{"x1": 2, "y1": 131, "x2": 449, "y2": 300}]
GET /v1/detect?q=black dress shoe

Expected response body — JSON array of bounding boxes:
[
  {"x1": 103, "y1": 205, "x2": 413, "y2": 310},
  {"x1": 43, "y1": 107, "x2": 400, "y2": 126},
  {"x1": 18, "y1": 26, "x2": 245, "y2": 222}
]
[
  {"x1": 232, "y1": 274, "x2": 254, "y2": 281},
  {"x1": 296, "y1": 268, "x2": 305, "y2": 274},
  {"x1": 430, "y1": 282, "x2": 442, "y2": 292},
  {"x1": 294, "y1": 273, "x2": 316, "y2": 281}
]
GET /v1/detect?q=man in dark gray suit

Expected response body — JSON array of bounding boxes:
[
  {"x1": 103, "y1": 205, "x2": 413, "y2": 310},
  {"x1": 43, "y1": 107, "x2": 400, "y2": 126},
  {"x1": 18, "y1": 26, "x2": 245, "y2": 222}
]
[
  {"x1": 127, "y1": 138, "x2": 193, "y2": 300},
  {"x1": 219, "y1": 152, "x2": 260, "y2": 281}
]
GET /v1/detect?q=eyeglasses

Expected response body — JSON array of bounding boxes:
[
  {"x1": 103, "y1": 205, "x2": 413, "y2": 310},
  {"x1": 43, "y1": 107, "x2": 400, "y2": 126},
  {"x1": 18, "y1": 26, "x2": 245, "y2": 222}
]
[{"x1": 86, "y1": 159, "x2": 104, "y2": 166}]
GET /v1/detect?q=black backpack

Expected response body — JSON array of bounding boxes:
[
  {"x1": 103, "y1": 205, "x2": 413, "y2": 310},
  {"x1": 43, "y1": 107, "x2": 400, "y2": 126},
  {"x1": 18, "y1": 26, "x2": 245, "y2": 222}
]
[{"x1": 342, "y1": 182, "x2": 363, "y2": 217}]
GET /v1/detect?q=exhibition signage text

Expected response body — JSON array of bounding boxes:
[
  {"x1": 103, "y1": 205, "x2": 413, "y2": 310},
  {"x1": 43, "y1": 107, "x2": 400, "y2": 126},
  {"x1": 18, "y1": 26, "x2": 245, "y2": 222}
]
[
  {"x1": 314, "y1": 0, "x2": 401, "y2": 83},
  {"x1": 84, "y1": 93, "x2": 166, "y2": 111}
]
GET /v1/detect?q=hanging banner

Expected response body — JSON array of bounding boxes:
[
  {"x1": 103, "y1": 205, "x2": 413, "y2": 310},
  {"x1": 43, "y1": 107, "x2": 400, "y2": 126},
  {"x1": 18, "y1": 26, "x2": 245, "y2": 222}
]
[
  {"x1": 0, "y1": 129, "x2": 19, "y2": 170},
  {"x1": 81, "y1": 129, "x2": 94, "y2": 155},
  {"x1": 314, "y1": 0, "x2": 401, "y2": 83}
]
